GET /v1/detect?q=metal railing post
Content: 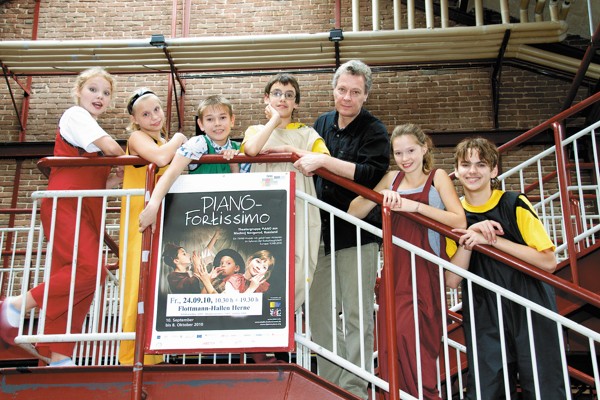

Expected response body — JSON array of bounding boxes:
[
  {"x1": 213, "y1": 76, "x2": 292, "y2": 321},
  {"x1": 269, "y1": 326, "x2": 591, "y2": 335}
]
[
  {"x1": 553, "y1": 121, "x2": 580, "y2": 284},
  {"x1": 131, "y1": 163, "x2": 158, "y2": 400},
  {"x1": 381, "y1": 206, "x2": 401, "y2": 400}
]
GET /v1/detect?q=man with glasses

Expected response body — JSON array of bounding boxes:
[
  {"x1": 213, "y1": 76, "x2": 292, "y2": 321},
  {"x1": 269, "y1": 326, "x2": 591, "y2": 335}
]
[{"x1": 294, "y1": 59, "x2": 390, "y2": 399}]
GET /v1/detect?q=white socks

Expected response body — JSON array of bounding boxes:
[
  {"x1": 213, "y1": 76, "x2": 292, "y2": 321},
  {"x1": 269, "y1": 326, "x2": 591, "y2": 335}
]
[
  {"x1": 49, "y1": 358, "x2": 76, "y2": 367},
  {"x1": 5, "y1": 298, "x2": 20, "y2": 327},
  {"x1": 4, "y1": 297, "x2": 76, "y2": 368}
]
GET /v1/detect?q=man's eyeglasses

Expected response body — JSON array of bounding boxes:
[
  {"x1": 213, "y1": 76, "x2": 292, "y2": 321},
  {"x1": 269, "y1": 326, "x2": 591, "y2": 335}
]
[{"x1": 270, "y1": 90, "x2": 296, "y2": 100}]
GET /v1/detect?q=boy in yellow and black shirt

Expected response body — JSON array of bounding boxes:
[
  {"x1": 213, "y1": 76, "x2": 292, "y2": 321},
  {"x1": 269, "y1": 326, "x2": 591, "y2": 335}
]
[{"x1": 446, "y1": 137, "x2": 567, "y2": 399}]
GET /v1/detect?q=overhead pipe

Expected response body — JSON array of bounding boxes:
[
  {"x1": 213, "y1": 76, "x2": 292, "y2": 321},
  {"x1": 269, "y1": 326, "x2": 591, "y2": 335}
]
[
  {"x1": 520, "y1": 0, "x2": 530, "y2": 22},
  {"x1": 408, "y1": 0, "x2": 416, "y2": 29},
  {"x1": 440, "y1": 0, "x2": 449, "y2": 28},
  {"x1": 499, "y1": 0, "x2": 510, "y2": 23},
  {"x1": 425, "y1": 0, "x2": 434, "y2": 29},
  {"x1": 352, "y1": 0, "x2": 360, "y2": 31},
  {"x1": 549, "y1": 0, "x2": 560, "y2": 21},
  {"x1": 534, "y1": 0, "x2": 547, "y2": 22},
  {"x1": 373, "y1": 0, "x2": 380, "y2": 31},
  {"x1": 394, "y1": 0, "x2": 401, "y2": 29},
  {"x1": 474, "y1": 0, "x2": 484, "y2": 26},
  {"x1": 559, "y1": 0, "x2": 572, "y2": 22}
]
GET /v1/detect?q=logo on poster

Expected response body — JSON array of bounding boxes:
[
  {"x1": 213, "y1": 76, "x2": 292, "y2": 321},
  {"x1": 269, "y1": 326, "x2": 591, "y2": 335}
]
[{"x1": 184, "y1": 194, "x2": 271, "y2": 226}]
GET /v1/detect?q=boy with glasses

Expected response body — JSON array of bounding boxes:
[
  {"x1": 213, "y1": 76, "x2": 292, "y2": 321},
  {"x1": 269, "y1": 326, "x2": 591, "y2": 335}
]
[{"x1": 242, "y1": 73, "x2": 329, "y2": 313}]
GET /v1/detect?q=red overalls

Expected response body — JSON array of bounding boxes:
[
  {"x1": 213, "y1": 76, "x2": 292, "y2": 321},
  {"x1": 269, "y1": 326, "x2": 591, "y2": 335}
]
[
  {"x1": 377, "y1": 170, "x2": 444, "y2": 400},
  {"x1": 31, "y1": 130, "x2": 110, "y2": 356}
]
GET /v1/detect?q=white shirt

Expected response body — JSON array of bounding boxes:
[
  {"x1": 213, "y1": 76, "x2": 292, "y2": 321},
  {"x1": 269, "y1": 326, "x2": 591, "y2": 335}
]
[{"x1": 58, "y1": 106, "x2": 108, "y2": 153}]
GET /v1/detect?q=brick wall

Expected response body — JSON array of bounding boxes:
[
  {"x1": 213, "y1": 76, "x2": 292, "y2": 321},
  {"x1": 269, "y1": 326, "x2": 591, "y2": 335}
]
[{"x1": 0, "y1": 0, "x2": 590, "y2": 216}]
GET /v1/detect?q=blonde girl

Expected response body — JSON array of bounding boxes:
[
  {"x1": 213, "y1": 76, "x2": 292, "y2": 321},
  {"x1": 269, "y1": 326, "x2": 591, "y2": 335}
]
[
  {"x1": 118, "y1": 88, "x2": 187, "y2": 365},
  {"x1": 0, "y1": 67, "x2": 125, "y2": 367}
]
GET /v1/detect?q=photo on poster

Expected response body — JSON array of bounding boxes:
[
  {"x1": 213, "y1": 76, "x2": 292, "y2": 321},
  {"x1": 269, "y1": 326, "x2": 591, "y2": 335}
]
[{"x1": 146, "y1": 172, "x2": 294, "y2": 353}]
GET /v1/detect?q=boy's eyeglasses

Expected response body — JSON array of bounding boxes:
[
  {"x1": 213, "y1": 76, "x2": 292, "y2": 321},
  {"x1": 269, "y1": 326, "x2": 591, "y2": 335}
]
[{"x1": 269, "y1": 90, "x2": 296, "y2": 100}]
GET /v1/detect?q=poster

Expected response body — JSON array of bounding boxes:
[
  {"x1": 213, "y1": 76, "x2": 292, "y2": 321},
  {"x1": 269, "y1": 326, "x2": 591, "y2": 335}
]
[{"x1": 146, "y1": 172, "x2": 294, "y2": 353}]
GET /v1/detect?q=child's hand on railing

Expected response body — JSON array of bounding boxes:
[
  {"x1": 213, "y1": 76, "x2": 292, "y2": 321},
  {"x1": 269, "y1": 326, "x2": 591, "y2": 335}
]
[
  {"x1": 139, "y1": 201, "x2": 159, "y2": 233},
  {"x1": 105, "y1": 166, "x2": 124, "y2": 188},
  {"x1": 468, "y1": 220, "x2": 504, "y2": 244},
  {"x1": 221, "y1": 149, "x2": 239, "y2": 160},
  {"x1": 453, "y1": 227, "x2": 492, "y2": 250}
]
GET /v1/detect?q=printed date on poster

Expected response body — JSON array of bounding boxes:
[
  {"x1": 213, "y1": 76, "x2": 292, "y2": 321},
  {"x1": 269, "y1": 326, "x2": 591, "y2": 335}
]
[{"x1": 166, "y1": 294, "x2": 263, "y2": 317}]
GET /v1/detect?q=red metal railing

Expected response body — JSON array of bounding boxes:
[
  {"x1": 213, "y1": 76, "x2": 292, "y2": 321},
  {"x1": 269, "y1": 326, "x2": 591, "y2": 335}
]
[
  {"x1": 34, "y1": 92, "x2": 600, "y2": 398},
  {"x1": 497, "y1": 91, "x2": 600, "y2": 284}
]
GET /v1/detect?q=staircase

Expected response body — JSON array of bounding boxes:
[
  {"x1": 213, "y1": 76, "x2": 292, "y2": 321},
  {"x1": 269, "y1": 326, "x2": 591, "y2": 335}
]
[
  {"x1": 0, "y1": 2, "x2": 599, "y2": 400},
  {"x1": 437, "y1": 93, "x2": 600, "y2": 398}
]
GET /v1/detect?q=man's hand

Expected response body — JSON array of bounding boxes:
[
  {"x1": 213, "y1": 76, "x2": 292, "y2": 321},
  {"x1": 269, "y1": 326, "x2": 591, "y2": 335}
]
[{"x1": 293, "y1": 153, "x2": 326, "y2": 176}]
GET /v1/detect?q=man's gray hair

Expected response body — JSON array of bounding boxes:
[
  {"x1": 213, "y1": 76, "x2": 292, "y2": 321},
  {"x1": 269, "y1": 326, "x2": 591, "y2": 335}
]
[{"x1": 332, "y1": 59, "x2": 373, "y2": 94}]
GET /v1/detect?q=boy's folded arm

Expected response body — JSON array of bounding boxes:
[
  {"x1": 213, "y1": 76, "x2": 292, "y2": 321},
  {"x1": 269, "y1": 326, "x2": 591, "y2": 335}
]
[{"x1": 491, "y1": 237, "x2": 557, "y2": 273}]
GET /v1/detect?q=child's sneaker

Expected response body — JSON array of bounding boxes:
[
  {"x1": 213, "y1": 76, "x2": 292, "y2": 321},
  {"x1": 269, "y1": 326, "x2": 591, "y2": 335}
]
[{"x1": 0, "y1": 300, "x2": 18, "y2": 346}]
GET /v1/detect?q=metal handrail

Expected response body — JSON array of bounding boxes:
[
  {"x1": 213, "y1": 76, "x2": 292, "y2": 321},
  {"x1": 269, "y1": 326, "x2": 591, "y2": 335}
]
[{"x1": 33, "y1": 102, "x2": 600, "y2": 397}]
